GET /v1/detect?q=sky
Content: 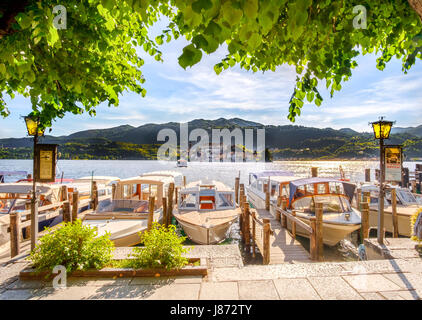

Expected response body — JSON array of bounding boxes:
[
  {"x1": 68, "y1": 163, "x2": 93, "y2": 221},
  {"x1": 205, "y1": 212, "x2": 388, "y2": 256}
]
[{"x1": 1, "y1": 18, "x2": 422, "y2": 138}]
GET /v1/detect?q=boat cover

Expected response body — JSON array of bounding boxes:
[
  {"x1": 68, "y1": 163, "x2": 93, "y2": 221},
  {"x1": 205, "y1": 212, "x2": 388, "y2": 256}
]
[{"x1": 288, "y1": 177, "x2": 356, "y2": 203}]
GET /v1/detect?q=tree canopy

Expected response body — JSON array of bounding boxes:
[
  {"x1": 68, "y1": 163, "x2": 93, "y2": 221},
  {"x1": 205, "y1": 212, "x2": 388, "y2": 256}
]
[{"x1": 0, "y1": 0, "x2": 421, "y2": 128}]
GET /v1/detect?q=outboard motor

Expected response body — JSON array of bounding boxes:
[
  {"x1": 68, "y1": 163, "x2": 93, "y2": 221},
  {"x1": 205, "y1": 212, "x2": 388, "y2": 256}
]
[{"x1": 358, "y1": 244, "x2": 367, "y2": 261}]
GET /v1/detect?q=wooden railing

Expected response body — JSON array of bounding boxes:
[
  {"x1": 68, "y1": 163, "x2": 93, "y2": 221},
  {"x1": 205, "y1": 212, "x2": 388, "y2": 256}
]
[
  {"x1": 7, "y1": 181, "x2": 112, "y2": 258},
  {"x1": 276, "y1": 200, "x2": 323, "y2": 261}
]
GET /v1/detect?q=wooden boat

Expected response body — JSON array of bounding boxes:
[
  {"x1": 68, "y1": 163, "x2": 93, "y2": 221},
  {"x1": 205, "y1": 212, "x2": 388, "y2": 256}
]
[
  {"x1": 359, "y1": 184, "x2": 422, "y2": 237},
  {"x1": 174, "y1": 181, "x2": 240, "y2": 245},
  {"x1": 82, "y1": 174, "x2": 176, "y2": 246},
  {"x1": 0, "y1": 183, "x2": 65, "y2": 246},
  {"x1": 247, "y1": 173, "x2": 361, "y2": 246},
  {"x1": 285, "y1": 177, "x2": 361, "y2": 246},
  {"x1": 246, "y1": 170, "x2": 298, "y2": 214}
]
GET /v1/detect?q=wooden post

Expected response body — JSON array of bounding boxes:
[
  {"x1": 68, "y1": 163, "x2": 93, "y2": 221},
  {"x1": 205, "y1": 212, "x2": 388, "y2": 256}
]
[
  {"x1": 147, "y1": 196, "x2": 155, "y2": 231},
  {"x1": 310, "y1": 217, "x2": 317, "y2": 261},
  {"x1": 175, "y1": 187, "x2": 178, "y2": 205},
  {"x1": 10, "y1": 212, "x2": 20, "y2": 258},
  {"x1": 315, "y1": 202, "x2": 323, "y2": 261},
  {"x1": 112, "y1": 184, "x2": 116, "y2": 200},
  {"x1": 311, "y1": 167, "x2": 318, "y2": 177},
  {"x1": 252, "y1": 211, "x2": 256, "y2": 258},
  {"x1": 162, "y1": 197, "x2": 168, "y2": 227},
  {"x1": 402, "y1": 167, "x2": 409, "y2": 188},
  {"x1": 291, "y1": 210, "x2": 296, "y2": 239},
  {"x1": 361, "y1": 202, "x2": 369, "y2": 239},
  {"x1": 183, "y1": 176, "x2": 186, "y2": 187},
  {"x1": 62, "y1": 201, "x2": 71, "y2": 223},
  {"x1": 365, "y1": 168, "x2": 371, "y2": 182},
  {"x1": 244, "y1": 203, "x2": 250, "y2": 252},
  {"x1": 265, "y1": 185, "x2": 270, "y2": 211},
  {"x1": 167, "y1": 183, "x2": 174, "y2": 226},
  {"x1": 72, "y1": 191, "x2": 79, "y2": 222},
  {"x1": 411, "y1": 180, "x2": 417, "y2": 194},
  {"x1": 391, "y1": 188, "x2": 399, "y2": 238},
  {"x1": 91, "y1": 181, "x2": 98, "y2": 210},
  {"x1": 281, "y1": 199, "x2": 287, "y2": 228},
  {"x1": 275, "y1": 196, "x2": 282, "y2": 220},
  {"x1": 263, "y1": 218, "x2": 270, "y2": 265},
  {"x1": 355, "y1": 188, "x2": 362, "y2": 210},
  {"x1": 235, "y1": 177, "x2": 240, "y2": 205},
  {"x1": 30, "y1": 197, "x2": 39, "y2": 251},
  {"x1": 60, "y1": 185, "x2": 68, "y2": 201},
  {"x1": 363, "y1": 191, "x2": 371, "y2": 205}
]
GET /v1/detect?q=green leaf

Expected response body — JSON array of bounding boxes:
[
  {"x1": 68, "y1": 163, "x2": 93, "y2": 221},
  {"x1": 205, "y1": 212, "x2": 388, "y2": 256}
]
[{"x1": 178, "y1": 44, "x2": 203, "y2": 69}]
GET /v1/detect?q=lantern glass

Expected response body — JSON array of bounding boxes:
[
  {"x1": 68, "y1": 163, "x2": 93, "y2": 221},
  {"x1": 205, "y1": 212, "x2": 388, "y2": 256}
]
[
  {"x1": 24, "y1": 116, "x2": 44, "y2": 136},
  {"x1": 371, "y1": 121, "x2": 393, "y2": 140}
]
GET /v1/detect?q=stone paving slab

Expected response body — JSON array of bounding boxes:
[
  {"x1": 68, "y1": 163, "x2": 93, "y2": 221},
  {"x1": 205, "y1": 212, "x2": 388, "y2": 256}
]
[
  {"x1": 273, "y1": 278, "x2": 321, "y2": 300},
  {"x1": 360, "y1": 292, "x2": 386, "y2": 300},
  {"x1": 130, "y1": 275, "x2": 203, "y2": 285},
  {"x1": 211, "y1": 262, "x2": 346, "y2": 282},
  {"x1": 342, "y1": 274, "x2": 401, "y2": 293},
  {"x1": 238, "y1": 280, "x2": 279, "y2": 300},
  {"x1": 199, "y1": 282, "x2": 239, "y2": 300},
  {"x1": 0, "y1": 288, "x2": 40, "y2": 300},
  {"x1": 0, "y1": 261, "x2": 30, "y2": 289},
  {"x1": 379, "y1": 290, "x2": 421, "y2": 300},
  {"x1": 382, "y1": 272, "x2": 422, "y2": 291},
  {"x1": 307, "y1": 276, "x2": 363, "y2": 300}
]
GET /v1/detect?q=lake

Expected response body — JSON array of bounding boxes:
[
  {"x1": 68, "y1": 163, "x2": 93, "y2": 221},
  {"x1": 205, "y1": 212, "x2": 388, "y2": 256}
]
[{"x1": 1, "y1": 159, "x2": 421, "y2": 184}]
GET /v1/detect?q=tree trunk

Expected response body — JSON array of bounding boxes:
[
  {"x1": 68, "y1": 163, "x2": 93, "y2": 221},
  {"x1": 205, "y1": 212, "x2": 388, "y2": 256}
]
[{"x1": 409, "y1": 0, "x2": 422, "y2": 21}]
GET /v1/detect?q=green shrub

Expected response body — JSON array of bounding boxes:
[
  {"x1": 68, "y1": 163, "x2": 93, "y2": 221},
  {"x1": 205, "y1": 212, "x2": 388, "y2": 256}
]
[
  {"x1": 29, "y1": 220, "x2": 115, "y2": 272},
  {"x1": 129, "y1": 223, "x2": 189, "y2": 270}
]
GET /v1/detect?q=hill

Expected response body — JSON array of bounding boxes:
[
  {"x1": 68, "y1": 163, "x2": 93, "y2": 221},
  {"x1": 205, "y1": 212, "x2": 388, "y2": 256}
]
[{"x1": 1, "y1": 118, "x2": 422, "y2": 160}]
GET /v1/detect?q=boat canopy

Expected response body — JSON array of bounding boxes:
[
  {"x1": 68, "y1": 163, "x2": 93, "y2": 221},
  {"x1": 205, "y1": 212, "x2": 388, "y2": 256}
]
[
  {"x1": 141, "y1": 171, "x2": 183, "y2": 185},
  {"x1": 288, "y1": 177, "x2": 356, "y2": 203},
  {"x1": 0, "y1": 183, "x2": 62, "y2": 202},
  {"x1": 73, "y1": 176, "x2": 120, "y2": 185},
  {"x1": 250, "y1": 170, "x2": 295, "y2": 179},
  {"x1": 0, "y1": 171, "x2": 27, "y2": 176}
]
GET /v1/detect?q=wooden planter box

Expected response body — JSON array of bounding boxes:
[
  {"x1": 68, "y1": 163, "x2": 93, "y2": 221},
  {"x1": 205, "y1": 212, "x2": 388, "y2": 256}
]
[{"x1": 19, "y1": 258, "x2": 207, "y2": 280}]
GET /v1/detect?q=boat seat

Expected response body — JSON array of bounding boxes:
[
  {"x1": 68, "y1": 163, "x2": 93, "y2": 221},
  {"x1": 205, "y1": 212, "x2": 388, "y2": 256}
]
[{"x1": 200, "y1": 200, "x2": 214, "y2": 210}]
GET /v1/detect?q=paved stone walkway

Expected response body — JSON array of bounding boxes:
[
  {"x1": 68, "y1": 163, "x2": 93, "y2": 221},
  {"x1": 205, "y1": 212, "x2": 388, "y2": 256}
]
[{"x1": 0, "y1": 245, "x2": 421, "y2": 300}]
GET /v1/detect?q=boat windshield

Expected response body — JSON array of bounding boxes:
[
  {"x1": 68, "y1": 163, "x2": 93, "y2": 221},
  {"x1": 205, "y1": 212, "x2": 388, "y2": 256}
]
[
  {"x1": 216, "y1": 192, "x2": 235, "y2": 209},
  {"x1": 179, "y1": 192, "x2": 198, "y2": 209},
  {"x1": 292, "y1": 195, "x2": 351, "y2": 214},
  {"x1": 394, "y1": 189, "x2": 417, "y2": 205}
]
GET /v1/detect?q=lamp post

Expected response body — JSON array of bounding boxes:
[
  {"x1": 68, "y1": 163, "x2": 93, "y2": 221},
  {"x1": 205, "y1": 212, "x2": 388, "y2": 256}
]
[
  {"x1": 370, "y1": 117, "x2": 394, "y2": 245},
  {"x1": 24, "y1": 115, "x2": 45, "y2": 250}
]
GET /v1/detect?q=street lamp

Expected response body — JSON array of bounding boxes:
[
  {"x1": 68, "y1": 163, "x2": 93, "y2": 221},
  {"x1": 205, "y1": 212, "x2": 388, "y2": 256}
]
[
  {"x1": 24, "y1": 115, "x2": 45, "y2": 250},
  {"x1": 370, "y1": 117, "x2": 394, "y2": 244}
]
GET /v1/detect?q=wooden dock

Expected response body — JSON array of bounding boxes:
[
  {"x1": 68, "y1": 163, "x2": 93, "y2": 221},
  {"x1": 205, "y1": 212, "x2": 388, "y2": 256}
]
[{"x1": 252, "y1": 208, "x2": 311, "y2": 264}]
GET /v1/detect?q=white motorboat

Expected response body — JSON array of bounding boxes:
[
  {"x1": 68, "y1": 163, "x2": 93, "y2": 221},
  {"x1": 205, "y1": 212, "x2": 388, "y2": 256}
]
[
  {"x1": 82, "y1": 173, "x2": 176, "y2": 246},
  {"x1": 359, "y1": 184, "x2": 422, "y2": 237},
  {"x1": 174, "y1": 181, "x2": 240, "y2": 244},
  {"x1": 247, "y1": 173, "x2": 361, "y2": 246}
]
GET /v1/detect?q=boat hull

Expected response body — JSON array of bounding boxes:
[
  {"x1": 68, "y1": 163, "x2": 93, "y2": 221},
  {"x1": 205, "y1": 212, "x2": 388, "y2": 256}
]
[
  {"x1": 174, "y1": 217, "x2": 236, "y2": 245},
  {"x1": 368, "y1": 208, "x2": 414, "y2": 237}
]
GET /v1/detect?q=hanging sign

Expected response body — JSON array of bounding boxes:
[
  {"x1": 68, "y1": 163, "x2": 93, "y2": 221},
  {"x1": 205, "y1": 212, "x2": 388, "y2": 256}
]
[
  {"x1": 35, "y1": 144, "x2": 58, "y2": 183},
  {"x1": 384, "y1": 145, "x2": 403, "y2": 182}
]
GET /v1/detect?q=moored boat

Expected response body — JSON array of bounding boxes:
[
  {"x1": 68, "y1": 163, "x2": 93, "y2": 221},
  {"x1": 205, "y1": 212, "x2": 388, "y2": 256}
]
[
  {"x1": 82, "y1": 173, "x2": 177, "y2": 246},
  {"x1": 174, "y1": 181, "x2": 240, "y2": 245},
  {"x1": 284, "y1": 177, "x2": 361, "y2": 246},
  {"x1": 359, "y1": 184, "x2": 422, "y2": 237}
]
